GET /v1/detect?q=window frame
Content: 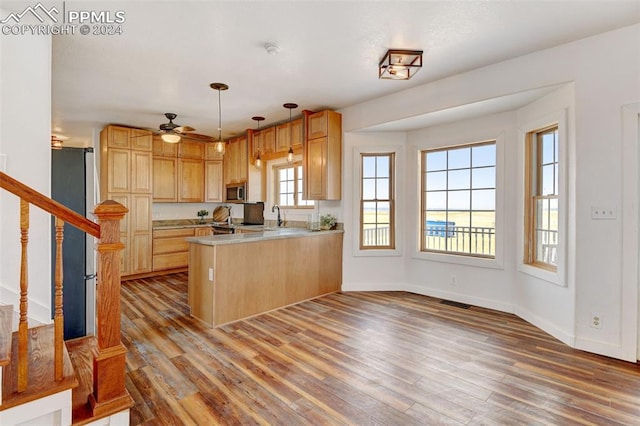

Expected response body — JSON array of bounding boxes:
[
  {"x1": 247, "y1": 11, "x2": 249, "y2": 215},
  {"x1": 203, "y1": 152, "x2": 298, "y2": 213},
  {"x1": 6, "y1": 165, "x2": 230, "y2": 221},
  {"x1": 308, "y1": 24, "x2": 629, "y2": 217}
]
[
  {"x1": 273, "y1": 161, "x2": 314, "y2": 209},
  {"x1": 420, "y1": 140, "x2": 497, "y2": 259},
  {"x1": 524, "y1": 124, "x2": 559, "y2": 272},
  {"x1": 359, "y1": 152, "x2": 396, "y2": 250}
]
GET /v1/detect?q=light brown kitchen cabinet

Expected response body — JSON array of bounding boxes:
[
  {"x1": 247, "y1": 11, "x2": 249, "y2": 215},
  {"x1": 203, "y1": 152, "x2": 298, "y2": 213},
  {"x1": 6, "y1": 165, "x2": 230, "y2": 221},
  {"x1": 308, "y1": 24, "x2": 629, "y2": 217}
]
[
  {"x1": 251, "y1": 130, "x2": 263, "y2": 163},
  {"x1": 131, "y1": 150, "x2": 153, "y2": 193},
  {"x1": 178, "y1": 140, "x2": 205, "y2": 159},
  {"x1": 205, "y1": 143, "x2": 224, "y2": 160},
  {"x1": 153, "y1": 135, "x2": 178, "y2": 157},
  {"x1": 261, "y1": 127, "x2": 275, "y2": 155},
  {"x1": 105, "y1": 125, "x2": 130, "y2": 149},
  {"x1": 130, "y1": 128, "x2": 153, "y2": 151},
  {"x1": 195, "y1": 227, "x2": 212, "y2": 237},
  {"x1": 224, "y1": 136, "x2": 248, "y2": 185},
  {"x1": 303, "y1": 110, "x2": 342, "y2": 200},
  {"x1": 178, "y1": 158, "x2": 204, "y2": 202},
  {"x1": 153, "y1": 227, "x2": 196, "y2": 271},
  {"x1": 205, "y1": 160, "x2": 224, "y2": 202},
  {"x1": 153, "y1": 157, "x2": 178, "y2": 202},
  {"x1": 100, "y1": 124, "x2": 153, "y2": 277},
  {"x1": 276, "y1": 118, "x2": 303, "y2": 153}
]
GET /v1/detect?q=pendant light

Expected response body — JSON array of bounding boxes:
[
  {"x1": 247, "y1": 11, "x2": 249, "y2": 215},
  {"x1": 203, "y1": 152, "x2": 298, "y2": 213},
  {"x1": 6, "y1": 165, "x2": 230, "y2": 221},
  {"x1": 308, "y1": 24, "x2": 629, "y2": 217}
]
[
  {"x1": 210, "y1": 82, "x2": 229, "y2": 154},
  {"x1": 252, "y1": 116, "x2": 265, "y2": 168},
  {"x1": 283, "y1": 103, "x2": 297, "y2": 163}
]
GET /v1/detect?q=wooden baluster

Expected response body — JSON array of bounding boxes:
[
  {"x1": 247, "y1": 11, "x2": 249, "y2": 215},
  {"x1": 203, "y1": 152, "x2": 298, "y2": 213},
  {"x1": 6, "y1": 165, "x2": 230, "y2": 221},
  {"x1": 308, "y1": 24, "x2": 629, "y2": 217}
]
[
  {"x1": 89, "y1": 200, "x2": 133, "y2": 416},
  {"x1": 18, "y1": 199, "x2": 29, "y2": 392},
  {"x1": 54, "y1": 217, "x2": 64, "y2": 381}
]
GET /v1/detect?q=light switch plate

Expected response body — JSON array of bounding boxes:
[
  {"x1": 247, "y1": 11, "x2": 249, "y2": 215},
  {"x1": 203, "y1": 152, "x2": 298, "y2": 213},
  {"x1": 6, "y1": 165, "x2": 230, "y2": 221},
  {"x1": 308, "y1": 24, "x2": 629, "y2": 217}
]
[{"x1": 591, "y1": 207, "x2": 616, "y2": 220}]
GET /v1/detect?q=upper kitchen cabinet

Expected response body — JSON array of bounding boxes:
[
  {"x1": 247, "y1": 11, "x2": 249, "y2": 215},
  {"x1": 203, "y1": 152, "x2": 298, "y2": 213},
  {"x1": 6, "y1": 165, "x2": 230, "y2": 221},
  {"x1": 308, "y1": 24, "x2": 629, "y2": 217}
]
[
  {"x1": 153, "y1": 156, "x2": 178, "y2": 202},
  {"x1": 205, "y1": 143, "x2": 225, "y2": 161},
  {"x1": 261, "y1": 127, "x2": 276, "y2": 156},
  {"x1": 224, "y1": 136, "x2": 248, "y2": 185},
  {"x1": 105, "y1": 125, "x2": 131, "y2": 149},
  {"x1": 178, "y1": 140, "x2": 205, "y2": 159},
  {"x1": 153, "y1": 135, "x2": 178, "y2": 157},
  {"x1": 130, "y1": 128, "x2": 153, "y2": 151},
  {"x1": 275, "y1": 118, "x2": 303, "y2": 153},
  {"x1": 303, "y1": 110, "x2": 342, "y2": 200},
  {"x1": 178, "y1": 158, "x2": 205, "y2": 202}
]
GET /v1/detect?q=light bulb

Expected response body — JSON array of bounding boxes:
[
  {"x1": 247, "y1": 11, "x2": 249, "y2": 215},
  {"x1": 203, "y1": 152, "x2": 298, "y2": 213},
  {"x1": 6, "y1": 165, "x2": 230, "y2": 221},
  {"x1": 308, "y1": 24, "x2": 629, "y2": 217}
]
[
  {"x1": 255, "y1": 154, "x2": 262, "y2": 168},
  {"x1": 215, "y1": 140, "x2": 225, "y2": 154},
  {"x1": 287, "y1": 147, "x2": 294, "y2": 163}
]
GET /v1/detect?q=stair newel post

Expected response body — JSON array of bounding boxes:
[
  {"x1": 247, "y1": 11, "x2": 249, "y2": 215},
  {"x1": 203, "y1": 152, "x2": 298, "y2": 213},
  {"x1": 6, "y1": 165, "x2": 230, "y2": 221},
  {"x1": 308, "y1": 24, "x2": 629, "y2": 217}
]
[
  {"x1": 54, "y1": 217, "x2": 64, "y2": 381},
  {"x1": 89, "y1": 200, "x2": 133, "y2": 416},
  {"x1": 18, "y1": 199, "x2": 29, "y2": 393}
]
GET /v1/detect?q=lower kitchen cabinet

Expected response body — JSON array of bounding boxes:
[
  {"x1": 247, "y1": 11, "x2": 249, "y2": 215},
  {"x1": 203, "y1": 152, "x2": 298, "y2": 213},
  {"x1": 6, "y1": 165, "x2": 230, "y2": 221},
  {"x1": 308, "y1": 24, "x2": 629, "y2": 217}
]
[{"x1": 153, "y1": 228, "x2": 195, "y2": 271}]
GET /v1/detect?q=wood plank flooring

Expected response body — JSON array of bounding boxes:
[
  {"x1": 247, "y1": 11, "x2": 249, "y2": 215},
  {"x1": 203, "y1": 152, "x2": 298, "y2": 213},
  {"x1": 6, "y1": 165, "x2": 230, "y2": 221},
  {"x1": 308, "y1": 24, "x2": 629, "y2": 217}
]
[{"x1": 121, "y1": 273, "x2": 640, "y2": 425}]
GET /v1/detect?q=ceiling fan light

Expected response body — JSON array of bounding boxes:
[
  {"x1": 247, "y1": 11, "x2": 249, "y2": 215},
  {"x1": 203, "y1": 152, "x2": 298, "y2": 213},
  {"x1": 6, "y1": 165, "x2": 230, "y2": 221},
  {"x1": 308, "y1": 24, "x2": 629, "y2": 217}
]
[{"x1": 161, "y1": 133, "x2": 181, "y2": 143}]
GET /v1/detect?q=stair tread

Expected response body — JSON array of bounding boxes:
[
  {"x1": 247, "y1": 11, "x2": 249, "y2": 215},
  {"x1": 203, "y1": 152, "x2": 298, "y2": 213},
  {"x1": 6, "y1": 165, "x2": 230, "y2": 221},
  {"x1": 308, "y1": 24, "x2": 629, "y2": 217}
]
[
  {"x1": 1, "y1": 323, "x2": 78, "y2": 410},
  {"x1": 0, "y1": 305, "x2": 14, "y2": 367}
]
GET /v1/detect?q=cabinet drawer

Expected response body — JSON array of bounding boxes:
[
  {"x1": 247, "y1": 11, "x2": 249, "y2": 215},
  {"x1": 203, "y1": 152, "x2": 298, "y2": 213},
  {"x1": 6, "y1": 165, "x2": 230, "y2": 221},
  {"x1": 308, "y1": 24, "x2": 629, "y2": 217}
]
[
  {"x1": 152, "y1": 235, "x2": 191, "y2": 255},
  {"x1": 153, "y1": 228, "x2": 195, "y2": 239},
  {"x1": 153, "y1": 252, "x2": 189, "y2": 271}
]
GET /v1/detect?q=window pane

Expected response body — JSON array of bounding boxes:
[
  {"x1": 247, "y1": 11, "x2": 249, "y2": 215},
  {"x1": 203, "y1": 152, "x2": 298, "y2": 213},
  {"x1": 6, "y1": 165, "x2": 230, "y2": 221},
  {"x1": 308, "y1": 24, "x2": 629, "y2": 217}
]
[
  {"x1": 286, "y1": 167, "x2": 294, "y2": 180},
  {"x1": 549, "y1": 198, "x2": 558, "y2": 231},
  {"x1": 426, "y1": 171, "x2": 446, "y2": 191},
  {"x1": 363, "y1": 157, "x2": 376, "y2": 178},
  {"x1": 542, "y1": 133, "x2": 555, "y2": 164},
  {"x1": 426, "y1": 191, "x2": 446, "y2": 210},
  {"x1": 377, "y1": 156, "x2": 389, "y2": 178},
  {"x1": 472, "y1": 144, "x2": 496, "y2": 167},
  {"x1": 426, "y1": 151, "x2": 446, "y2": 171},
  {"x1": 363, "y1": 202, "x2": 377, "y2": 223},
  {"x1": 448, "y1": 147, "x2": 470, "y2": 169},
  {"x1": 448, "y1": 169, "x2": 470, "y2": 190},
  {"x1": 448, "y1": 190, "x2": 470, "y2": 210},
  {"x1": 472, "y1": 167, "x2": 495, "y2": 189},
  {"x1": 376, "y1": 178, "x2": 389, "y2": 199},
  {"x1": 472, "y1": 189, "x2": 495, "y2": 210},
  {"x1": 542, "y1": 164, "x2": 555, "y2": 195},
  {"x1": 376, "y1": 202, "x2": 390, "y2": 224},
  {"x1": 363, "y1": 179, "x2": 376, "y2": 200}
]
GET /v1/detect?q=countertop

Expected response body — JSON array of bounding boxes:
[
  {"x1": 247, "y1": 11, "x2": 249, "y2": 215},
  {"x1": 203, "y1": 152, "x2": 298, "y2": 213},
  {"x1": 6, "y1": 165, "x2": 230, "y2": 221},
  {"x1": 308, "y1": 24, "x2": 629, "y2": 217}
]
[
  {"x1": 153, "y1": 219, "x2": 223, "y2": 230},
  {"x1": 186, "y1": 227, "x2": 343, "y2": 246}
]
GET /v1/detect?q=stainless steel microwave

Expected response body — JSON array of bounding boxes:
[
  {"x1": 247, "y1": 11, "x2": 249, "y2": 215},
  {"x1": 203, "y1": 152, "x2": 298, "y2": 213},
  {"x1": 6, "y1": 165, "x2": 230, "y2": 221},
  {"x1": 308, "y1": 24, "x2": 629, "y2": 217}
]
[{"x1": 226, "y1": 183, "x2": 245, "y2": 202}]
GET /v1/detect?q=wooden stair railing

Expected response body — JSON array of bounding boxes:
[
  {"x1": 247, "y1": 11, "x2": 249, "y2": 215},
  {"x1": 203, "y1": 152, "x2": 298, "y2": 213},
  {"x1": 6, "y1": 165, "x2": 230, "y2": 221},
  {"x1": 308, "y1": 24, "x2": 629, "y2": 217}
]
[{"x1": 0, "y1": 171, "x2": 132, "y2": 418}]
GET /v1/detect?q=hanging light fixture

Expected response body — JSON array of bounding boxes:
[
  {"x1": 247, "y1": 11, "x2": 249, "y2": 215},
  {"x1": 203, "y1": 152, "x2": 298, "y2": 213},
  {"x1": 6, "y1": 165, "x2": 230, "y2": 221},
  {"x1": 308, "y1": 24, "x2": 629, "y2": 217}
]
[
  {"x1": 283, "y1": 103, "x2": 297, "y2": 163},
  {"x1": 378, "y1": 49, "x2": 423, "y2": 80},
  {"x1": 252, "y1": 116, "x2": 265, "y2": 168},
  {"x1": 210, "y1": 82, "x2": 229, "y2": 154}
]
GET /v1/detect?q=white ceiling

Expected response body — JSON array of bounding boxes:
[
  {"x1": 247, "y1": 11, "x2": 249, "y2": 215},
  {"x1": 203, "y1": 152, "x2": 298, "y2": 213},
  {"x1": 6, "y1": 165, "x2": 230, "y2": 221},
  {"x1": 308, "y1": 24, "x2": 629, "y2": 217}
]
[{"x1": 49, "y1": 1, "x2": 640, "y2": 146}]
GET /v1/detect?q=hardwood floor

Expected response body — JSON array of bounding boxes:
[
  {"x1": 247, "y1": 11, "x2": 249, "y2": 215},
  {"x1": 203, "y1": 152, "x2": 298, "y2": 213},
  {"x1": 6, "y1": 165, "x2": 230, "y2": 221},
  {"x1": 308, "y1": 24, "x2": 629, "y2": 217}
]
[{"x1": 121, "y1": 273, "x2": 640, "y2": 425}]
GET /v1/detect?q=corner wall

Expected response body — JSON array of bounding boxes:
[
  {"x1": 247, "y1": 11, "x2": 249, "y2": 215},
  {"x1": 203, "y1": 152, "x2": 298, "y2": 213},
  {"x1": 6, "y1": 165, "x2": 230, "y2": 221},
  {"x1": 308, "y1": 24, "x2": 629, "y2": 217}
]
[{"x1": 0, "y1": 29, "x2": 53, "y2": 323}]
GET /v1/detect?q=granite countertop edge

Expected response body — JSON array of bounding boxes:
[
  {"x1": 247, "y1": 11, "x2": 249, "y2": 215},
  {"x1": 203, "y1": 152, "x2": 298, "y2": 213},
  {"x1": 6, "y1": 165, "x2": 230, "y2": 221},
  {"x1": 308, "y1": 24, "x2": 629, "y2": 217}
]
[{"x1": 186, "y1": 228, "x2": 343, "y2": 246}]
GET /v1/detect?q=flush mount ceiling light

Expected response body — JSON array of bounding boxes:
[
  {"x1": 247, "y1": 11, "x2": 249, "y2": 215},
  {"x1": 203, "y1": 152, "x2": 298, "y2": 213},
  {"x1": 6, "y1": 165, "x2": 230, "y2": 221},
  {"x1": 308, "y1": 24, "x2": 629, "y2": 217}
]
[
  {"x1": 210, "y1": 82, "x2": 229, "y2": 154},
  {"x1": 378, "y1": 49, "x2": 423, "y2": 80}
]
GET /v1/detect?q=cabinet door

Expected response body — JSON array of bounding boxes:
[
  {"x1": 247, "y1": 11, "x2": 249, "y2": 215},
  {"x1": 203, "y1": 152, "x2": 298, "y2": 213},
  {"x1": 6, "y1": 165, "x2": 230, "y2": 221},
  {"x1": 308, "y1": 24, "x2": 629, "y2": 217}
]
[
  {"x1": 107, "y1": 126, "x2": 130, "y2": 149},
  {"x1": 130, "y1": 194, "x2": 152, "y2": 274},
  {"x1": 252, "y1": 131, "x2": 263, "y2": 160},
  {"x1": 153, "y1": 157, "x2": 178, "y2": 202},
  {"x1": 131, "y1": 150, "x2": 153, "y2": 193},
  {"x1": 205, "y1": 143, "x2": 225, "y2": 160},
  {"x1": 107, "y1": 193, "x2": 130, "y2": 274},
  {"x1": 153, "y1": 135, "x2": 178, "y2": 157},
  {"x1": 237, "y1": 136, "x2": 248, "y2": 182},
  {"x1": 130, "y1": 234, "x2": 152, "y2": 274},
  {"x1": 107, "y1": 149, "x2": 130, "y2": 193},
  {"x1": 307, "y1": 111, "x2": 328, "y2": 139},
  {"x1": 195, "y1": 227, "x2": 212, "y2": 237},
  {"x1": 130, "y1": 194, "x2": 152, "y2": 234},
  {"x1": 178, "y1": 158, "x2": 204, "y2": 202},
  {"x1": 304, "y1": 137, "x2": 327, "y2": 200},
  {"x1": 290, "y1": 118, "x2": 303, "y2": 149},
  {"x1": 275, "y1": 123, "x2": 290, "y2": 153},
  {"x1": 179, "y1": 140, "x2": 205, "y2": 159},
  {"x1": 205, "y1": 160, "x2": 223, "y2": 202},
  {"x1": 130, "y1": 129, "x2": 153, "y2": 151},
  {"x1": 262, "y1": 127, "x2": 275, "y2": 155},
  {"x1": 223, "y1": 140, "x2": 237, "y2": 185}
]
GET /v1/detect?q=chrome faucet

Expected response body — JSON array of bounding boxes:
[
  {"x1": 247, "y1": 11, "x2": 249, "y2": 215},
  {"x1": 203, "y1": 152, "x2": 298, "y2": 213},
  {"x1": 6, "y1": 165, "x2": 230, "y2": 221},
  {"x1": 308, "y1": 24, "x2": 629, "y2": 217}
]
[
  {"x1": 272, "y1": 205, "x2": 283, "y2": 227},
  {"x1": 227, "y1": 205, "x2": 232, "y2": 225}
]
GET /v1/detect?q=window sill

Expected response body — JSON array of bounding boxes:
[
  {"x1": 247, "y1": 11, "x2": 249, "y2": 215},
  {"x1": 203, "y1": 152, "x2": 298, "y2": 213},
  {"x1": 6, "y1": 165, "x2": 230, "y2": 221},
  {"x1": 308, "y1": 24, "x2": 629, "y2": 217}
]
[
  {"x1": 413, "y1": 250, "x2": 503, "y2": 270},
  {"x1": 353, "y1": 248, "x2": 402, "y2": 258},
  {"x1": 518, "y1": 263, "x2": 564, "y2": 286}
]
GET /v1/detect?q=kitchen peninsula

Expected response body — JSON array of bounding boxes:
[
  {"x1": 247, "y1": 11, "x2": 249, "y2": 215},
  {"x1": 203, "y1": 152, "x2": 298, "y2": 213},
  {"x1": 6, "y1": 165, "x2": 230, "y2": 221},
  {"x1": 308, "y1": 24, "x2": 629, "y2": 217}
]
[{"x1": 187, "y1": 227, "x2": 343, "y2": 327}]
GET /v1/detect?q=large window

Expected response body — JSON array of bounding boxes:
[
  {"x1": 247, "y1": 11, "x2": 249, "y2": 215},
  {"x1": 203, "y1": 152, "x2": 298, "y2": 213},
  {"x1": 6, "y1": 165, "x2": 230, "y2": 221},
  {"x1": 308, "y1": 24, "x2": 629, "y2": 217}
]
[
  {"x1": 274, "y1": 163, "x2": 314, "y2": 208},
  {"x1": 360, "y1": 153, "x2": 394, "y2": 249},
  {"x1": 421, "y1": 141, "x2": 496, "y2": 258},
  {"x1": 524, "y1": 125, "x2": 558, "y2": 270}
]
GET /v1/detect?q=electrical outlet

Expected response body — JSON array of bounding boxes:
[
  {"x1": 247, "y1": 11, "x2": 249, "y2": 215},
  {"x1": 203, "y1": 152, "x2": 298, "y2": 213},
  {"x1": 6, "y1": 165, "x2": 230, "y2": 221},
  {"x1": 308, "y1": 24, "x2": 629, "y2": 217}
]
[
  {"x1": 208, "y1": 268, "x2": 214, "y2": 281},
  {"x1": 590, "y1": 313, "x2": 602, "y2": 329},
  {"x1": 450, "y1": 275, "x2": 457, "y2": 286},
  {"x1": 591, "y1": 207, "x2": 616, "y2": 220}
]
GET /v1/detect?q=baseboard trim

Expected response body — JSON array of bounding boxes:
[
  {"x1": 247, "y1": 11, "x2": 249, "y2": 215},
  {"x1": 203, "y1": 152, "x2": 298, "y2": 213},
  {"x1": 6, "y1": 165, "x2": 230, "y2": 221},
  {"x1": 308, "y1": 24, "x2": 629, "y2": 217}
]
[{"x1": 514, "y1": 305, "x2": 575, "y2": 347}]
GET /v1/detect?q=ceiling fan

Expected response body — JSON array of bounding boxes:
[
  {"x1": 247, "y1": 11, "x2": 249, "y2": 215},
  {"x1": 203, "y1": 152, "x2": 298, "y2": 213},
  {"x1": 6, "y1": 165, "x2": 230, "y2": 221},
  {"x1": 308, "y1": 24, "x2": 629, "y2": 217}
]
[{"x1": 157, "y1": 113, "x2": 212, "y2": 143}]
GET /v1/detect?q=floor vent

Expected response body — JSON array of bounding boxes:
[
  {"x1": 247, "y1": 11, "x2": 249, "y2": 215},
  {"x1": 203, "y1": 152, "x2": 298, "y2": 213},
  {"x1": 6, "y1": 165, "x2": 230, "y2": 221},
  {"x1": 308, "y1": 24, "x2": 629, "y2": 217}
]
[{"x1": 440, "y1": 300, "x2": 471, "y2": 309}]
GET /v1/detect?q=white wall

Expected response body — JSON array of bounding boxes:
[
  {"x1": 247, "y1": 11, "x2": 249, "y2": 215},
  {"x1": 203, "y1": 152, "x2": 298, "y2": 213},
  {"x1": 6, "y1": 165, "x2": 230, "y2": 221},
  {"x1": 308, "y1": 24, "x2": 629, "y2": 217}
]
[
  {"x1": 339, "y1": 24, "x2": 640, "y2": 361},
  {"x1": 0, "y1": 29, "x2": 53, "y2": 323}
]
